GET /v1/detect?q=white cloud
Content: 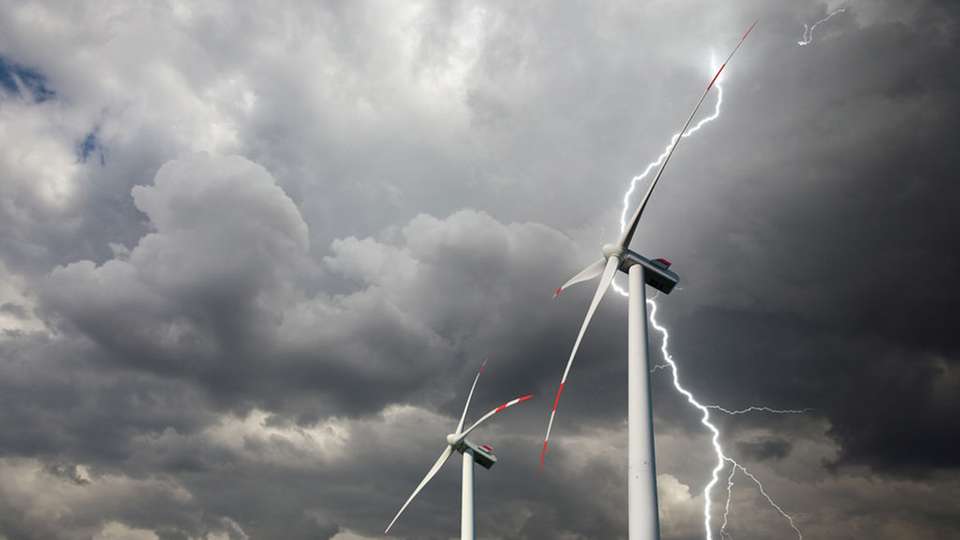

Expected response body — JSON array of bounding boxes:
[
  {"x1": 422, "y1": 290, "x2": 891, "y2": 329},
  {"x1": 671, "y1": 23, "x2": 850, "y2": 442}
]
[{"x1": 0, "y1": 458, "x2": 192, "y2": 540}]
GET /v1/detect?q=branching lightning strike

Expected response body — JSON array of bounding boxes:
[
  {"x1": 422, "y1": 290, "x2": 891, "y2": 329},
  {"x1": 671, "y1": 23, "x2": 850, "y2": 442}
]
[
  {"x1": 613, "y1": 53, "x2": 804, "y2": 539},
  {"x1": 798, "y1": 7, "x2": 846, "y2": 46},
  {"x1": 648, "y1": 300, "x2": 802, "y2": 539},
  {"x1": 707, "y1": 405, "x2": 811, "y2": 415},
  {"x1": 720, "y1": 466, "x2": 736, "y2": 540}
]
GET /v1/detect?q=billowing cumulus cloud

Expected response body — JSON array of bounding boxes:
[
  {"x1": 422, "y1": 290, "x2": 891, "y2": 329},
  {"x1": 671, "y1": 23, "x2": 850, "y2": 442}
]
[
  {"x1": 0, "y1": 457, "x2": 248, "y2": 540},
  {"x1": 0, "y1": 0, "x2": 958, "y2": 538}
]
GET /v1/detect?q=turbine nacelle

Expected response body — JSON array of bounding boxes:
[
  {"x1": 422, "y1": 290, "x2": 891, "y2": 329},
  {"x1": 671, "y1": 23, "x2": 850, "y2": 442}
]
[
  {"x1": 460, "y1": 439, "x2": 498, "y2": 470},
  {"x1": 443, "y1": 434, "x2": 498, "y2": 470}
]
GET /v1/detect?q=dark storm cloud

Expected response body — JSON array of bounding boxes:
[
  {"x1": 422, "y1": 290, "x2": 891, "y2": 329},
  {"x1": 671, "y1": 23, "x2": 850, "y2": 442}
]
[
  {"x1": 0, "y1": 302, "x2": 28, "y2": 319},
  {"x1": 0, "y1": 332, "x2": 216, "y2": 464},
  {"x1": 1, "y1": 0, "x2": 959, "y2": 539},
  {"x1": 35, "y1": 152, "x2": 599, "y2": 422},
  {"x1": 736, "y1": 437, "x2": 792, "y2": 462}
]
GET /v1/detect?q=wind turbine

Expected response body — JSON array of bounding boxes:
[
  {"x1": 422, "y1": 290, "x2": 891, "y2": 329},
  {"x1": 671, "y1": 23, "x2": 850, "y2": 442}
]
[
  {"x1": 385, "y1": 360, "x2": 533, "y2": 539},
  {"x1": 540, "y1": 22, "x2": 758, "y2": 540}
]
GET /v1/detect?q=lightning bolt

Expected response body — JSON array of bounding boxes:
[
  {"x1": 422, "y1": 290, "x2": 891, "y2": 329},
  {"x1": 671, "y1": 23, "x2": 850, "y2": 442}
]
[
  {"x1": 720, "y1": 465, "x2": 736, "y2": 540},
  {"x1": 707, "y1": 405, "x2": 811, "y2": 415},
  {"x1": 798, "y1": 7, "x2": 846, "y2": 46},
  {"x1": 617, "y1": 75, "x2": 724, "y2": 233},
  {"x1": 648, "y1": 300, "x2": 802, "y2": 540},
  {"x1": 612, "y1": 55, "x2": 803, "y2": 539},
  {"x1": 646, "y1": 298, "x2": 729, "y2": 540}
]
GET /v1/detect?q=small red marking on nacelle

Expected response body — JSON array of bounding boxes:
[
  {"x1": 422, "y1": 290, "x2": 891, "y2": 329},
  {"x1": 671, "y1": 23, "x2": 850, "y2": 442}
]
[
  {"x1": 654, "y1": 257, "x2": 672, "y2": 268},
  {"x1": 554, "y1": 287, "x2": 563, "y2": 298}
]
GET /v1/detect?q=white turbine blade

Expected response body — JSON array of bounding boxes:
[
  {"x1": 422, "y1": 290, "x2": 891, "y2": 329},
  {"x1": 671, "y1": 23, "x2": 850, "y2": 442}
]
[
  {"x1": 554, "y1": 258, "x2": 606, "y2": 298},
  {"x1": 619, "y1": 20, "x2": 758, "y2": 250},
  {"x1": 541, "y1": 256, "x2": 620, "y2": 466},
  {"x1": 456, "y1": 358, "x2": 487, "y2": 434},
  {"x1": 457, "y1": 393, "x2": 534, "y2": 440},
  {"x1": 384, "y1": 445, "x2": 454, "y2": 534}
]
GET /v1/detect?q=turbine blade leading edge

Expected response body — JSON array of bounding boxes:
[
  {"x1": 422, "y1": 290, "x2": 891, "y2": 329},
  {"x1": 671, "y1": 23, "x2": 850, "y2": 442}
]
[
  {"x1": 619, "y1": 20, "x2": 758, "y2": 250},
  {"x1": 541, "y1": 256, "x2": 620, "y2": 466},
  {"x1": 384, "y1": 445, "x2": 455, "y2": 534},
  {"x1": 456, "y1": 358, "x2": 488, "y2": 434},
  {"x1": 458, "y1": 393, "x2": 534, "y2": 440}
]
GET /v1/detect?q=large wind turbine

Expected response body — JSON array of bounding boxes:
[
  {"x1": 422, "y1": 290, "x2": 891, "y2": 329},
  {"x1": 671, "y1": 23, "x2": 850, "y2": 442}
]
[
  {"x1": 540, "y1": 22, "x2": 758, "y2": 540},
  {"x1": 385, "y1": 360, "x2": 533, "y2": 539}
]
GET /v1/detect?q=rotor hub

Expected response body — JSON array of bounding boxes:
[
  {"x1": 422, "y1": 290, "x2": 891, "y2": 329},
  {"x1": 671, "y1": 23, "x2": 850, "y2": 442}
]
[{"x1": 602, "y1": 244, "x2": 623, "y2": 258}]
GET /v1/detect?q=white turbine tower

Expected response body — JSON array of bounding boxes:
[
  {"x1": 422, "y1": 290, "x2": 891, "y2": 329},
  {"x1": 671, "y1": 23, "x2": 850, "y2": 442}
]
[
  {"x1": 540, "y1": 22, "x2": 758, "y2": 540},
  {"x1": 385, "y1": 360, "x2": 533, "y2": 539}
]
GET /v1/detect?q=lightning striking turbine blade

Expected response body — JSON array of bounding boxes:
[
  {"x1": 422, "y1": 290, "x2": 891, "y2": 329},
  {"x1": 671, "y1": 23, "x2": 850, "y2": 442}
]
[
  {"x1": 541, "y1": 256, "x2": 620, "y2": 465},
  {"x1": 458, "y1": 393, "x2": 534, "y2": 439},
  {"x1": 619, "y1": 20, "x2": 758, "y2": 249},
  {"x1": 456, "y1": 358, "x2": 488, "y2": 433},
  {"x1": 555, "y1": 258, "x2": 606, "y2": 297},
  {"x1": 384, "y1": 445, "x2": 455, "y2": 534},
  {"x1": 600, "y1": 20, "x2": 801, "y2": 538}
]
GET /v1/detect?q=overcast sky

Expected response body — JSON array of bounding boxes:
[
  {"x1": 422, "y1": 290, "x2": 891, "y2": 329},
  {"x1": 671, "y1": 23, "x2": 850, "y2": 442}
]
[{"x1": 1, "y1": 1, "x2": 958, "y2": 539}]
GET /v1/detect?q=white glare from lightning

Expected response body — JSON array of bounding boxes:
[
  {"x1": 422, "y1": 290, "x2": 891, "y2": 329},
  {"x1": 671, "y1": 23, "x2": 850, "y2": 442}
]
[
  {"x1": 613, "y1": 54, "x2": 803, "y2": 539},
  {"x1": 798, "y1": 7, "x2": 846, "y2": 46}
]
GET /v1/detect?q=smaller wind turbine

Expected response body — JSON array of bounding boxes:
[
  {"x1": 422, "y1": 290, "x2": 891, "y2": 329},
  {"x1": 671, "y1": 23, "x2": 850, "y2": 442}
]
[{"x1": 385, "y1": 360, "x2": 533, "y2": 540}]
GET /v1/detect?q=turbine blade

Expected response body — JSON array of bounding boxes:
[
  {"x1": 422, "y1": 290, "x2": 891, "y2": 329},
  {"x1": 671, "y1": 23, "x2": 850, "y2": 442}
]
[
  {"x1": 541, "y1": 256, "x2": 620, "y2": 466},
  {"x1": 458, "y1": 393, "x2": 534, "y2": 440},
  {"x1": 619, "y1": 20, "x2": 758, "y2": 249},
  {"x1": 384, "y1": 445, "x2": 454, "y2": 534},
  {"x1": 456, "y1": 358, "x2": 488, "y2": 434},
  {"x1": 554, "y1": 258, "x2": 606, "y2": 298}
]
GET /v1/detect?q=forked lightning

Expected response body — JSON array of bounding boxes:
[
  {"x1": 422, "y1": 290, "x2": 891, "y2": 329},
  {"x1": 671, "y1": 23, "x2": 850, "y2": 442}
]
[{"x1": 610, "y1": 24, "x2": 805, "y2": 540}]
